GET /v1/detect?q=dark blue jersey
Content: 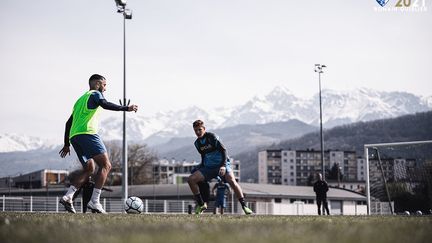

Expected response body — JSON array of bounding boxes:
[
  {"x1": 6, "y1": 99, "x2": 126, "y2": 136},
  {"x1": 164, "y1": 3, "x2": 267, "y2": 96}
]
[
  {"x1": 194, "y1": 132, "x2": 227, "y2": 168},
  {"x1": 216, "y1": 183, "x2": 229, "y2": 200}
]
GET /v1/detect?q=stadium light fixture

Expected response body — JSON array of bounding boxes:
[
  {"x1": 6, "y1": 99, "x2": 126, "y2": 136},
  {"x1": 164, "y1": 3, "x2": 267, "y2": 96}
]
[
  {"x1": 114, "y1": 0, "x2": 132, "y2": 205},
  {"x1": 314, "y1": 64, "x2": 326, "y2": 180}
]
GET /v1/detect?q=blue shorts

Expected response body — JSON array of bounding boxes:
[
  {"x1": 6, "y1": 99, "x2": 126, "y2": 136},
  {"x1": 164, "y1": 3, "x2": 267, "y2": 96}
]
[
  {"x1": 215, "y1": 197, "x2": 227, "y2": 208},
  {"x1": 70, "y1": 134, "x2": 107, "y2": 167},
  {"x1": 198, "y1": 160, "x2": 232, "y2": 182}
]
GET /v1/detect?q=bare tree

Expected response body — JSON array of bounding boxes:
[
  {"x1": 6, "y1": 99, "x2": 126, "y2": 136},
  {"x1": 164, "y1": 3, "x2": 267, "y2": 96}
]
[{"x1": 105, "y1": 142, "x2": 158, "y2": 185}]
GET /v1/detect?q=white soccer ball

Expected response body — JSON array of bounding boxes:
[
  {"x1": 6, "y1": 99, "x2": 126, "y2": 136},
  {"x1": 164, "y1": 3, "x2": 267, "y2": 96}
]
[
  {"x1": 415, "y1": 210, "x2": 423, "y2": 216},
  {"x1": 124, "y1": 196, "x2": 144, "y2": 214}
]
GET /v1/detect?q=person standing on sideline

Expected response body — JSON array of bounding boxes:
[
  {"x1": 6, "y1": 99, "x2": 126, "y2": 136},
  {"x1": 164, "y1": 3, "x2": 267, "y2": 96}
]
[
  {"x1": 212, "y1": 177, "x2": 230, "y2": 215},
  {"x1": 59, "y1": 74, "x2": 138, "y2": 214},
  {"x1": 313, "y1": 172, "x2": 330, "y2": 215},
  {"x1": 188, "y1": 119, "x2": 253, "y2": 215}
]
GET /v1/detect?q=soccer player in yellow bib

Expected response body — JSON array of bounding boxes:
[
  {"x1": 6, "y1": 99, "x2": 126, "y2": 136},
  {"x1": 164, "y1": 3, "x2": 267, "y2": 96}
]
[{"x1": 59, "y1": 74, "x2": 138, "y2": 214}]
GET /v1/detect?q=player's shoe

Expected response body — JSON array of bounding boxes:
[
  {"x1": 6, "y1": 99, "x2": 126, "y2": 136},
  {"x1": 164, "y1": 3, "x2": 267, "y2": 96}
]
[
  {"x1": 195, "y1": 203, "x2": 207, "y2": 214},
  {"x1": 59, "y1": 196, "x2": 76, "y2": 214},
  {"x1": 87, "y1": 200, "x2": 107, "y2": 214},
  {"x1": 242, "y1": 206, "x2": 253, "y2": 215}
]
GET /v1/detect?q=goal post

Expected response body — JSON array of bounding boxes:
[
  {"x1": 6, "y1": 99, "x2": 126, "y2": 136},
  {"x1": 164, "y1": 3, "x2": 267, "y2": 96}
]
[{"x1": 364, "y1": 140, "x2": 432, "y2": 215}]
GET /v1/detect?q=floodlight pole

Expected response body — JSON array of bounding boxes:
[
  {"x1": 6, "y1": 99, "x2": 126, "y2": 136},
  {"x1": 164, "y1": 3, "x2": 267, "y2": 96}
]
[
  {"x1": 115, "y1": 0, "x2": 132, "y2": 203},
  {"x1": 315, "y1": 64, "x2": 326, "y2": 180},
  {"x1": 122, "y1": 12, "x2": 128, "y2": 203}
]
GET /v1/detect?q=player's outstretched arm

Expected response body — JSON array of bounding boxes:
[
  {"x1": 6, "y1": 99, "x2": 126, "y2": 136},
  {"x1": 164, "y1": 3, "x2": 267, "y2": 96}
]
[
  {"x1": 127, "y1": 104, "x2": 138, "y2": 112},
  {"x1": 59, "y1": 115, "x2": 72, "y2": 158}
]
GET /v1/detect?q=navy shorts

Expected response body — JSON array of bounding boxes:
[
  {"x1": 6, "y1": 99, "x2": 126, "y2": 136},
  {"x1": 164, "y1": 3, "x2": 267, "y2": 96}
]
[
  {"x1": 70, "y1": 134, "x2": 107, "y2": 167},
  {"x1": 215, "y1": 196, "x2": 227, "y2": 208},
  {"x1": 198, "y1": 160, "x2": 232, "y2": 181}
]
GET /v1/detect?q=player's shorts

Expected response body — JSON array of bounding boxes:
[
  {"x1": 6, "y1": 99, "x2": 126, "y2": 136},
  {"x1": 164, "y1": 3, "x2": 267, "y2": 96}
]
[
  {"x1": 70, "y1": 134, "x2": 107, "y2": 167},
  {"x1": 198, "y1": 160, "x2": 232, "y2": 181},
  {"x1": 215, "y1": 197, "x2": 227, "y2": 208}
]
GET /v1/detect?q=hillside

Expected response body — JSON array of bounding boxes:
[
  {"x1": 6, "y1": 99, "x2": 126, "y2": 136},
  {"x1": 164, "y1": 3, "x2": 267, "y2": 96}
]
[
  {"x1": 156, "y1": 119, "x2": 317, "y2": 161},
  {"x1": 236, "y1": 111, "x2": 432, "y2": 182}
]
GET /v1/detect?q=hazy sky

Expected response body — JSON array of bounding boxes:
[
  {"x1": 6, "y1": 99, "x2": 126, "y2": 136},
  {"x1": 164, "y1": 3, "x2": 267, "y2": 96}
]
[{"x1": 0, "y1": 0, "x2": 431, "y2": 140}]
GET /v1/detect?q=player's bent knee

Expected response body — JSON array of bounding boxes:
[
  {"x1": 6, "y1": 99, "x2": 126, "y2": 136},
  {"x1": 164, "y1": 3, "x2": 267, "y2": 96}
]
[
  {"x1": 84, "y1": 161, "x2": 95, "y2": 174},
  {"x1": 105, "y1": 161, "x2": 112, "y2": 171}
]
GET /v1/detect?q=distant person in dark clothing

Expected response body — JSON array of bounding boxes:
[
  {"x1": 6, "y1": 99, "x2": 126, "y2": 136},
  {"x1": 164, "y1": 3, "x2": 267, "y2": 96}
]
[{"x1": 313, "y1": 173, "x2": 330, "y2": 215}]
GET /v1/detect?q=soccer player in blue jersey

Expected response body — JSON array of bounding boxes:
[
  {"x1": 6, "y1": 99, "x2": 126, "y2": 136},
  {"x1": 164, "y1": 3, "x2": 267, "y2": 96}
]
[
  {"x1": 188, "y1": 120, "x2": 253, "y2": 214},
  {"x1": 59, "y1": 74, "x2": 138, "y2": 214},
  {"x1": 212, "y1": 177, "x2": 230, "y2": 214}
]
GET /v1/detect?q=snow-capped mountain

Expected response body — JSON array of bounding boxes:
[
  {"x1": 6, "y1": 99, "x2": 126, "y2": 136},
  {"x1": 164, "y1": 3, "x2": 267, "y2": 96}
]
[
  {"x1": 1, "y1": 87, "x2": 431, "y2": 152},
  {"x1": 98, "y1": 87, "x2": 432, "y2": 145},
  {"x1": 0, "y1": 134, "x2": 55, "y2": 153}
]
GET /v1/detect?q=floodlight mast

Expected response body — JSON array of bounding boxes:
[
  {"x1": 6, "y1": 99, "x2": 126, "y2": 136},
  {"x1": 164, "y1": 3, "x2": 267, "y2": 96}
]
[
  {"x1": 314, "y1": 64, "x2": 326, "y2": 180},
  {"x1": 114, "y1": 0, "x2": 132, "y2": 204}
]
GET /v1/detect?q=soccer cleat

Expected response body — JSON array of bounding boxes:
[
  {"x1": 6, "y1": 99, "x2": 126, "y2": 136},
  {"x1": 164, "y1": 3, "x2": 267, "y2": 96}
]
[
  {"x1": 242, "y1": 206, "x2": 253, "y2": 215},
  {"x1": 59, "y1": 197, "x2": 76, "y2": 214},
  {"x1": 87, "y1": 200, "x2": 107, "y2": 214},
  {"x1": 195, "y1": 202, "x2": 207, "y2": 214}
]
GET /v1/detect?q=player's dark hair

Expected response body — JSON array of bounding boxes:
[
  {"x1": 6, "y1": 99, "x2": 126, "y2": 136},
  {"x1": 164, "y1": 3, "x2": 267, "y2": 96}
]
[
  {"x1": 193, "y1": 120, "x2": 204, "y2": 128},
  {"x1": 89, "y1": 74, "x2": 105, "y2": 88}
]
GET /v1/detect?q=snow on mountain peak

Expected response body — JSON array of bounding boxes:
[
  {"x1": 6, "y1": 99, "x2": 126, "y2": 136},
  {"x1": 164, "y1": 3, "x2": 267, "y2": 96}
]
[
  {"x1": 0, "y1": 133, "x2": 52, "y2": 153},
  {"x1": 2, "y1": 87, "x2": 431, "y2": 152}
]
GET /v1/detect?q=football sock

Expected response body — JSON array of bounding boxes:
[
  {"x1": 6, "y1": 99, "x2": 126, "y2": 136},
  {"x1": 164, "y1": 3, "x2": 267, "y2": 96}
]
[
  {"x1": 239, "y1": 197, "x2": 246, "y2": 208},
  {"x1": 194, "y1": 193, "x2": 204, "y2": 206},
  {"x1": 91, "y1": 188, "x2": 102, "y2": 203},
  {"x1": 64, "y1": 185, "x2": 77, "y2": 201}
]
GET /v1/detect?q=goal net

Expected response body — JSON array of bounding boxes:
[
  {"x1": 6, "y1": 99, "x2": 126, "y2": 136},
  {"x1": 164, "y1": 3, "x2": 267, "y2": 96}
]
[{"x1": 364, "y1": 140, "x2": 432, "y2": 215}]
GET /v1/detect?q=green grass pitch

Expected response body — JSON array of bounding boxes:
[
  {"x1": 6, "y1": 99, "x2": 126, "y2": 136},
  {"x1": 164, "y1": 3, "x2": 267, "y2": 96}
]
[{"x1": 1, "y1": 212, "x2": 431, "y2": 243}]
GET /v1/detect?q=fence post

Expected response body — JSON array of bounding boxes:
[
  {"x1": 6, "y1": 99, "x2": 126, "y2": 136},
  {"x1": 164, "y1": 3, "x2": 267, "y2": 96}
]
[
  {"x1": 145, "y1": 199, "x2": 148, "y2": 213},
  {"x1": 2, "y1": 195, "x2": 4, "y2": 211},
  {"x1": 164, "y1": 200, "x2": 167, "y2": 214},
  {"x1": 30, "y1": 196, "x2": 33, "y2": 212},
  {"x1": 56, "y1": 196, "x2": 59, "y2": 213},
  {"x1": 231, "y1": 193, "x2": 234, "y2": 214},
  {"x1": 80, "y1": 197, "x2": 83, "y2": 213},
  {"x1": 182, "y1": 200, "x2": 185, "y2": 214}
]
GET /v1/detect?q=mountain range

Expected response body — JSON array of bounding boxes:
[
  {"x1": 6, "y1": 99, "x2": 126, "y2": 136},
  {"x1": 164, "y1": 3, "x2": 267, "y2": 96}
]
[
  {"x1": 1, "y1": 87, "x2": 430, "y2": 153},
  {"x1": 0, "y1": 87, "x2": 431, "y2": 177},
  {"x1": 236, "y1": 111, "x2": 432, "y2": 182},
  {"x1": 99, "y1": 87, "x2": 432, "y2": 146}
]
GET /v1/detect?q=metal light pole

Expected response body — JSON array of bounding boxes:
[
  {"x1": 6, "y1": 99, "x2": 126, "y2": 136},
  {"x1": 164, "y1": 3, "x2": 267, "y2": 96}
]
[
  {"x1": 115, "y1": 0, "x2": 132, "y2": 203},
  {"x1": 314, "y1": 64, "x2": 326, "y2": 180}
]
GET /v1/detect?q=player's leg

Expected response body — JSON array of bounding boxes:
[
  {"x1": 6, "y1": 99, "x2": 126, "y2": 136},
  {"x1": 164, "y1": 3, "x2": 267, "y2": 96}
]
[
  {"x1": 316, "y1": 199, "x2": 322, "y2": 215},
  {"x1": 323, "y1": 199, "x2": 330, "y2": 215},
  {"x1": 60, "y1": 144, "x2": 95, "y2": 214},
  {"x1": 188, "y1": 170, "x2": 207, "y2": 214},
  {"x1": 225, "y1": 170, "x2": 252, "y2": 215},
  {"x1": 87, "y1": 152, "x2": 111, "y2": 214},
  {"x1": 220, "y1": 206, "x2": 224, "y2": 215},
  {"x1": 198, "y1": 180, "x2": 210, "y2": 204}
]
